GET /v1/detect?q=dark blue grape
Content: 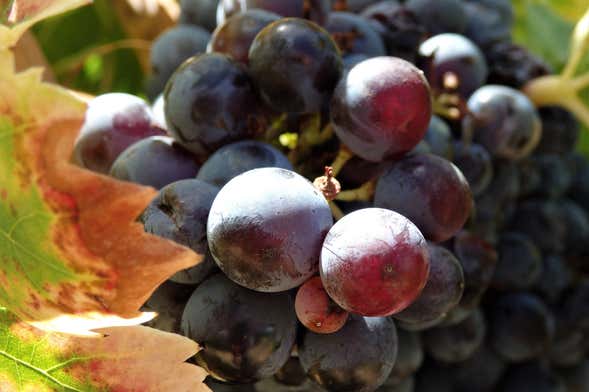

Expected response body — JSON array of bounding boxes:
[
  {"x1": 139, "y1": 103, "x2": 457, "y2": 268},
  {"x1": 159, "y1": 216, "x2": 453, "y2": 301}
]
[
  {"x1": 139, "y1": 179, "x2": 219, "y2": 284},
  {"x1": 217, "y1": 0, "x2": 331, "y2": 26},
  {"x1": 452, "y1": 344, "x2": 506, "y2": 392},
  {"x1": 508, "y1": 200, "x2": 566, "y2": 253},
  {"x1": 418, "y1": 33, "x2": 488, "y2": 98},
  {"x1": 462, "y1": 0, "x2": 513, "y2": 48},
  {"x1": 491, "y1": 232, "x2": 542, "y2": 291},
  {"x1": 530, "y1": 154, "x2": 573, "y2": 198},
  {"x1": 181, "y1": 273, "x2": 297, "y2": 383},
  {"x1": 179, "y1": 0, "x2": 219, "y2": 31},
  {"x1": 452, "y1": 142, "x2": 493, "y2": 196},
  {"x1": 207, "y1": 168, "x2": 332, "y2": 292},
  {"x1": 273, "y1": 356, "x2": 307, "y2": 386},
  {"x1": 149, "y1": 25, "x2": 211, "y2": 95},
  {"x1": 109, "y1": 136, "x2": 201, "y2": 189},
  {"x1": 385, "y1": 329, "x2": 423, "y2": 385},
  {"x1": 374, "y1": 154, "x2": 472, "y2": 242},
  {"x1": 535, "y1": 106, "x2": 580, "y2": 155},
  {"x1": 559, "y1": 199, "x2": 589, "y2": 255},
  {"x1": 393, "y1": 243, "x2": 464, "y2": 326},
  {"x1": 570, "y1": 155, "x2": 589, "y2": 212},
  {"x1": 298, "y1": 315, "x2": 398, "y2": 392},
  {"x1": 563, "y1": 280, "x2": 589, "y2": 330},
  {"x1": 464, "y1": 85, "x2": 542, "y2": 160},
  {"x1": 361, "y1": 2, "x2": 426, "y2": 62},
  {"x1": 422, "y1": 308, "x2": 486, "y2": 363},
  {"x1": 325, "y1": 12, "x2": 386, "y2": 57},
  {"x1": 249, "y1": 18, "x2": 343, "y2": 113},
  {"x1": 488, "y1": 292, "x2": 555, "y2": 362},
  {"x1": 197, "y1": 140, "x2": 292, "y2": 188},
  {"x1": 207, "y1": 9, "x2": 281, "y2": 64},
  {"x1": 535, "y1": 254, "x2": 572, "y2": 304},
  {"x1": 414, "y1": 359, "x2": 453, "y2": 392},
  {"x1": 558, "y1": 360, "x2": 589, "y2": 392},
  {"x1": 405, "y1": 0, "x2": 466, "y2": 35},
  {"x1": 419, "y1": 115, "x2": 453, "y2": 160},
  {"x1": 164, "y1": 53, "x2": 269, "y2": 160},
  {"x1": 142, "y1": 280, "x2": 196, "y2": 334},
  {"x1": 486, "y1": 41, "x2": 552, "y2": 89},
  {"x1": 499, "y1": 362, "x2": 566, "y2": 392},
  {"x1": 452, "y1": 231, "x2": 497, "y2": 309}
]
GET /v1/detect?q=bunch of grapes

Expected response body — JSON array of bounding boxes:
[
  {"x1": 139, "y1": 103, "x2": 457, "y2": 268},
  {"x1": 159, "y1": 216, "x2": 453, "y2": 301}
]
[{"x1": 73, "y1": 0, "x2": 589, "y2": 391}]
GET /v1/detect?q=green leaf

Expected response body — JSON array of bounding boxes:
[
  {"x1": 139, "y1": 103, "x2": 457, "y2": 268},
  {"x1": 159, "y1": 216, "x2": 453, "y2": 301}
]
[
  {"x1": 0, "y1": 5, "x2": 203, "y2": 332},
  {"x1": 0, "y1": 308, "x2": 209, "y2": 392}
]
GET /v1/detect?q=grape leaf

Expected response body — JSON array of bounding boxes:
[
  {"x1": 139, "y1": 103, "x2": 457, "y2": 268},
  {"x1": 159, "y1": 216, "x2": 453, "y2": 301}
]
[
  {"x1": 0, "y1": 2, "x2": 203, "y2": 333},
  {"x1": 513, "y1": 0, "x2": 589, "y2": 154},
  {"x1": 0, "y1": 307, "x2": 210, "y2": 392}
]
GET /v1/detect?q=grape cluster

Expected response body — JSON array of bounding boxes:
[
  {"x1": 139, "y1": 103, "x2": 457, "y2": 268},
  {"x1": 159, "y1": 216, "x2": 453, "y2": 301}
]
[{"x1": 73, "y1": 0, "x2": 588, "y2": 391}]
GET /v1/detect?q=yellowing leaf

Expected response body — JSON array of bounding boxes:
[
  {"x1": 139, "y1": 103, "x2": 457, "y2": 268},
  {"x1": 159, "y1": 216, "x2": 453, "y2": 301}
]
[
  {"x1": 0, "y1": 0, "x2": 91, "y2": 49},
  {"x1": 0, "y1": 308, "x2": 210, "y2": 392},
  {"x1": 0, "y1": 10, "x2": 203, "y2": 332}
]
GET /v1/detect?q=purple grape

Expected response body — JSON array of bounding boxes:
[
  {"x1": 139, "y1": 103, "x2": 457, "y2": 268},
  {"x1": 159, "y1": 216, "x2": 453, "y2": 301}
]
[
  {"x1": 422, "y1": 308, "x2": 486, "y2": 363},
  {"x1": 331, "y1": 57, "x2": 432, "y2": 162},
  {"x1": 325, "y1": 12, "x2": 386, "y2": 57},
  {"x1": 418, "y1": 33, "x2": 488, "y2": 98},
  {"x1": 149, "y1": 25, "x2": 211, "y2": 94},
  {"x1": 298, "y1": 315, "x2": 398, "y2": 392},
  {"x1": 491, "y1": 232, "x2": 543, "y2": 291},
  {"x1": 109, "y1": 136, "x2": 201, "y2": 189},
  {"x1": 139, "y1": 179, "x2": 219, "y2": 285},
  {"x1": 217, "y1": 0, "x2": 331, "y2": 26},
  {"x1": 164, "y1": 53, "x2": 269, "y2": 160},
  {"x1": 181, "y1": 273, "x2": 297, "y2": 383},
  {"x1": 207, "y1": 9, "x2": 281, "y2": 64},
  {"x1": 405, "y1": 0, "x2": 466, "y2": 35},
  {"x1": 248, "y1": 18, "x2": 343, "y2": 113},
  {"x1": 488, "y1": 292, "x2": 555, "y2": 362},
  {"x1": 374, "y1": 154, "x2": 473, "y2": 242},
  {"x1": 463, "y1": 85, "x2": 542, "y2": 160},
  {"x1": 393, "y1": 243, "x2": 464, "y2": 326},
  {"x1": 452, "y1": 142, "x2": 493, "y2": 197},
  {"x1": 73, "y1": 93, "x2": 166, "y2": 174},
  {"x1": 207, "y1": 168, "x2": 332, "y2": 292},
  {"x1": 197, "y1": 140, "x2": 293, "y2": 188}
]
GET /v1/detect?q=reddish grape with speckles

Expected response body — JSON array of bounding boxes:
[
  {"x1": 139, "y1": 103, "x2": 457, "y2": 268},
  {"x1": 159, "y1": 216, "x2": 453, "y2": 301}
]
[
  {"x1": 295, "y1": 276, "x2": 349, "y2": 333},
  {"x1": 320, "y1": 208, "x2": 430, "y2": 317}
]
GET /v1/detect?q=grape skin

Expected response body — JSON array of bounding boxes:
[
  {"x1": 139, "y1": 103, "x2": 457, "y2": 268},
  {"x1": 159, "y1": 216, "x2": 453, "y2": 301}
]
[
  {"x1": 207, "y1": 168, "x2": 333, "y2": 292},
  {"x1": 325, "y1": 11, "x2": 386, "y2": 57},
  {"x1": 73, "y1": 93, "x2": 166, "y2": 174},
  {"x1": 164, "y1": 53, "x2": 269, "y2": 160},
  {"x1": 207, "y1": 9, "x2": 281, "y2": 64},
  {"x1": 248, "y1": 17, "x2": 343, "y2": 113},
  {"x1": 181, "y1": 273, "x2": 297, "y2": 383},
  {"x1": 488, "y1": 292, "x2": 555, "y2": 362},
  {"x1": 374, "y1": 154, "x2": 473, "y2": 242},
  {"x1": 331, "y1": 56, "x2": 432, "y2": 162},
  {"x1": 393, "y1": 243, "x2": 464, "y2": 326},
  {"x1": 196, "y1": 140, "x2": 293, "y2": 188},
  {"x1": 320, "y1": 208, "x2": 430, "y2": 317},
  {"x1": 139, "y1": 179, "x2": 219, "y2": 285},
  {"x1": 298, "y1": 315, "x2": 398, "y2": 392},
  {"x1": 295, "y1": 276, "x2": 349, "y2": 334},
  {"x1": 109, "y1": 136, "x2": 201, "y2": 190},
  {"x1": 418, "y1": 33, "x2": 488, "y2": 98},
  {"x1": 422, "y1": 308, "x2": 486, "y2": 363}
]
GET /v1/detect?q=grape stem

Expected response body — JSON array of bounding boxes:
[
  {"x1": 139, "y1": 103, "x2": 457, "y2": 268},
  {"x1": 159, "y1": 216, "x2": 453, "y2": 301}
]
[
  {"x1": 335, "y1": 180, "x2": 376, "y2": 202},
  {"x1": 329, "y1": 201, "x2": 345, "y2": 220},
  {"x1": 330, "y1": 146, "x2": 354, "y2": 176},
  {"x1": 264, "y1": 113, "x2": 288, "y2": 142},
  {"x1": 523, "y1": 7, "x2": 589, "y2": 128}
]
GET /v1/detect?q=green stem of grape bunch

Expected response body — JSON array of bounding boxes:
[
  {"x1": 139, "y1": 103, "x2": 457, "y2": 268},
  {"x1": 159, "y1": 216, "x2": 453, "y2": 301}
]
[{"x1": 524, "y1": 7, "x2": 589, "y2": 127}]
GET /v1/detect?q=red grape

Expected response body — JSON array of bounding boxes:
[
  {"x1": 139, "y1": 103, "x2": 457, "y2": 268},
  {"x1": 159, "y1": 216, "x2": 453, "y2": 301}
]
[
  {"x1": 73, "y1": 93, "x2": 166, "y2": 174},
  {"x1": 330, "y1": 56, "x2": 432, "y2": 162},
  {"x1": 320, "y1": 208, "x2": 430, "y2": 316},
  {"x1": 295, "y1": 276, "x2": 349, "y2": 334}
]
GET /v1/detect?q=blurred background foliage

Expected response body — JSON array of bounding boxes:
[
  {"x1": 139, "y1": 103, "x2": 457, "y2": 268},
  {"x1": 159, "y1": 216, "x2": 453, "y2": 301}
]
[{"x1": 24, "y1": 0, "x2": 589, "y2": 152}]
